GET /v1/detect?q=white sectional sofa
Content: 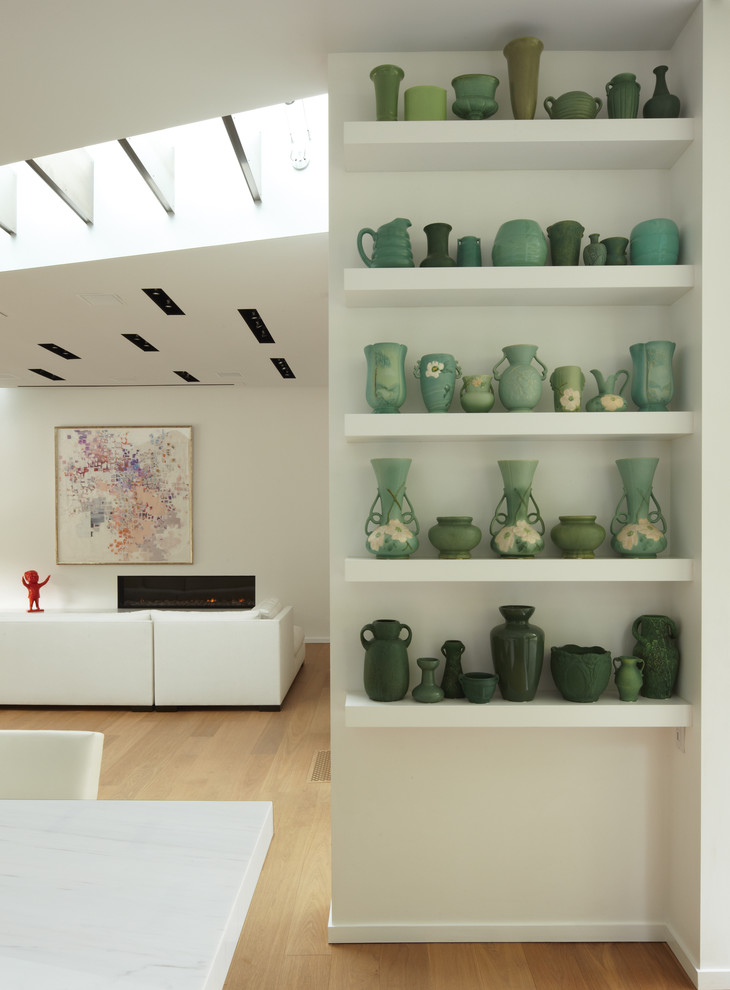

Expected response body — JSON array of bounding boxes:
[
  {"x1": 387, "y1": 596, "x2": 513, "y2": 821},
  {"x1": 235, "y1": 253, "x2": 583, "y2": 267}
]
[{"x1": 0, "y1": 601, "x2": 304, "y2": 709}]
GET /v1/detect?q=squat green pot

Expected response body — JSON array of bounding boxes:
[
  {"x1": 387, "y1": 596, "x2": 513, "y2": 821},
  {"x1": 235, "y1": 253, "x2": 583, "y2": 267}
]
[{"x1": 550, "y1": 644, "x2": 612, "y2": 703}]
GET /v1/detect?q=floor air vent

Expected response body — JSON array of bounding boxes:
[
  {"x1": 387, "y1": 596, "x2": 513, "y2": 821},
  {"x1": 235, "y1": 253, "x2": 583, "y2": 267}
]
[{"x1": 308, "y1": 750, "x2": 331, "y2": 782}]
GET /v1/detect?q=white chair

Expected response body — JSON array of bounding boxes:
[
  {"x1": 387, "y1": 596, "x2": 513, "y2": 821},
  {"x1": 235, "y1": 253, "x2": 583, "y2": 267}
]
[{"x1": 0, "y1": 730, "x2": 104, "y2": 799}]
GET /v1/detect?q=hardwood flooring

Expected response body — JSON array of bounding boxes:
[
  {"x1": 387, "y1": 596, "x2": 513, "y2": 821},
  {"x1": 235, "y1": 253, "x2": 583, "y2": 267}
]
[{"x1": 0, "y1": 644, "x2": 695, "y2": 989}]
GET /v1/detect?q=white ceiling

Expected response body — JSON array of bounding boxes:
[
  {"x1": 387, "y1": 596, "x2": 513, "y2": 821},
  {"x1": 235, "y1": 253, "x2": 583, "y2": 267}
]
[{"x1": 0, "y1": 0, "x2": 699, "y2": 388}]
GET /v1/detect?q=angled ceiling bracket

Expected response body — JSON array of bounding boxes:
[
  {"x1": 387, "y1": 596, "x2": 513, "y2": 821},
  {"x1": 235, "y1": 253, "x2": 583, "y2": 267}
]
[
  {"x1": 26, "y1": 149, "x2": 94, "y2": 224},
  {"x1": 118, "y1": 135, "x2": 175, "y2": 214},
  {"x1": 221, "y1": 115, "x2": 262, "y2": 204},
  {"x1": 0, "y1": 167, "x2": 17, "y2": 234}
]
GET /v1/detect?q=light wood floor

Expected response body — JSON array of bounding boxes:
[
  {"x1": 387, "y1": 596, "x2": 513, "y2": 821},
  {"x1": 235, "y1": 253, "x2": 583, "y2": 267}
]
[{"x1": 0, "y1": 644, "x2": 695, "y2": 989}]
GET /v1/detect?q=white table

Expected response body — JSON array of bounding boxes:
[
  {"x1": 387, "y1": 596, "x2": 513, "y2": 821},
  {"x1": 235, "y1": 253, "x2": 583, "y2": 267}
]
[{"x1": 0, "y1": 800, "x2": 273, "y2": 989}]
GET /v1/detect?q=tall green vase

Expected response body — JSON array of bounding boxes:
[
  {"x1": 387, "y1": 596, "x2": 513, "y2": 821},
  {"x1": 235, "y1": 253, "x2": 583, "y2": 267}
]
[
  {"x1": 364, "y1": 342, "x2": 408, "y2": 414},
  {"x1": 643, "y1": 65, "x2": 680, "y2": 118},
  {"x1": 361, "y1": 618, "x2": 412, "y2": 701},
  {"x1": 489, "y1": 459, "x2": 545, "y2": 557},
  {"x1": 503, "y1": 36, "x2": 544, "y2": 120},
  {"x1": 632, "y1": 614, "x2": 680, "y2": 699},
  {"x1": 610, "y1": 457, "x2": 667, "y2": 557},
  {"x1": 370, "y1": 64, "x2": 405, "y2": 121},
  {"x1": 365, "y1": 458, "x2": 419, "y2": 558},
  {"x1": 420, "y1": 222, "x2": 456, "y2": 267},
  {"x1": 490, "y1": 605, "x2": 544, "y2": 702}
]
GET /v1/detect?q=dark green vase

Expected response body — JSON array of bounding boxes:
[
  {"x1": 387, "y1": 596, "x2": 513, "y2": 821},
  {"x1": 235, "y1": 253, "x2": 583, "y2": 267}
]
[
  {"x1": 360, "y1": 618, "x2": 412, "y2": 701},
  {"x1": 546, "y1": 219, "x2": 584, "y2": 266},
  {"x1": 440, "y1": 639, "x2": 466, "y2": 698},
  {"x1": 632, "y1": 614, "x2": 680, "y2": 699},
  {"x1": 490, "y1": 605, "x2": 544, "y2": 702},
  {"x1": 643, "y1": 65, "x2": 680, "y2": 118},
  {"x1": 420, "y1": 222, "x2": 456, "y2": 267},
  {"x1": 550, "y1": 645, "x2": 612, "y2": 703},
  {"x1": 583, "y1": 233, "x2": 607, "y2": 266}
]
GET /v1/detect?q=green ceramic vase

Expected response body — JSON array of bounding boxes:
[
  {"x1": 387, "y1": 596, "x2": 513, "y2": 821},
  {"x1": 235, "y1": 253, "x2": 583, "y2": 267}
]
[
  {"x1": 503, "y1": 36, "x2": 543, "y2": 120},
  {"x1": 412, "y1": 658, "x2": 444, "y2": 703},
  {"x1": 451, "y1": 74, "x2": 499, "y2": 120},
  {"x1": 613, "y1": 656, "x2": 645, "y2": 702},
  {"x1": 357, "y1": 218, "x2": 415, "y2": 268},
  {"x1": 606, "y1": 73, "x2": 640, "y2": 118},
  {"x1": 440, "y1": 639, "x2": 466, "y2": 698},
  {"x1": 585, "y1": 368, "x2": 629, "y2": 412},
  {"x1": 364, "y1": 342, "x2": 407, "y2": 414},
  {"x1": 547, "y1": 220, "x2": 585, "y2": 266},
  {"x1": 414, "y1": 353, "x2": 462, "y2": 412},
  {"x1": 459, "y1": 671, "x2": 499, "y2": 704},
  {"x1": 550, "y1": 645, "x2": 612, "y2": 703},
  {"x1": 610, "y1": 457, "x2": 667, "y2": 557},
  {"x1": 629, "y1": 218, "x2": 679, "y2": 265},
  {"x1": 365, "y1": 458, "x2": 419, "y2": 558},
  {"x1": 632, "y1": 614, "x2": 680, "y2": 699},
  {"x1": 420, "y1": 222, "x2": 455, "y2": 267},
  {"x1": 361, "y1": 618, "x2": 412, "y2": 702},
  {"x1": 550, "y1": 515, "x2": 606, "y2": 558},
  {"x1": 544, "y1": 91, "x2": 602, "y2": 119},
  {"x1": 490, "y1": 605, "x2": 544, "y2": 702},
  {"x1": 456, "y1": 236, "x2": 482, "y2": 267},
  {"x1": 601, "y1": 236, "x2": 629, "y2": 265},
  {"x1": 550, "y1": 365, "x2": 585, "y2": 412},
  {"x1": 489, "y1": 459, "x2": 545, "y2": 557},
  {"x1": 583, "y1": 233, "x2": 607, "y2": 266},
  {"x1": 493, "y1": 344, "x2": 547, "y2": 412},
  {"x1": 643, "y1": 65, "x2": 680, "y2": 118},
  {"x1": 629, "y1": 340, "x2": 675, "y2": 411},
  {"x1": 428, "y1": 516, "x2": 482, "y2": 559},
  {"x1": 459, "y1": 374, "x2": 495, "y2": 413},
  {"x1": 370, "y1": 64, "x2": 405, "y2": 121},
  {"x1": 492, "y1": 219, "x2": 548, "y2": 267}
]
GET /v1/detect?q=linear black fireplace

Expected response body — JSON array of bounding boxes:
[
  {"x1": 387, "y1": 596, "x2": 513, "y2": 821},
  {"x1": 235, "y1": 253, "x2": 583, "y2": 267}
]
[{"x1": 117, "y1": 575, "x2": 256, "y2": 610}]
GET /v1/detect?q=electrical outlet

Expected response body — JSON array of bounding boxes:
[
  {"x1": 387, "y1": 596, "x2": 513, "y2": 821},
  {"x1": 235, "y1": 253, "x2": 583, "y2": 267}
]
[{"x1": 675, "y1": 727, "x2": 686, "y2": 752}]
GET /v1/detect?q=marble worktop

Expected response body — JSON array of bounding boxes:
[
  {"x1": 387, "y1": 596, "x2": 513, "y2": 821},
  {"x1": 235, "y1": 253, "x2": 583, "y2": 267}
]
[{"x1": 0, "y1": 800, "x2": 273, "y2": 989}]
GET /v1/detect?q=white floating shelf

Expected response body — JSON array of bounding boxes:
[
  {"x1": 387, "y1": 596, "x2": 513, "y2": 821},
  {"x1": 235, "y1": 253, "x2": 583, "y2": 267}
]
[
  {"x1": 345, "y1": 557, "x2": 693, "y2": 583},
  {"x1": 343, "y1": 266, "x2": 694, "y2": 307},
  {"x1": 345, "y1": 690, "x2": 692, "y2": 729},
  {"x1": 345, "y1": 411, "x2": 694, "y2": 442},
  {"x1": 343, "y1": 119, "x2": 695, "y2": 172}
]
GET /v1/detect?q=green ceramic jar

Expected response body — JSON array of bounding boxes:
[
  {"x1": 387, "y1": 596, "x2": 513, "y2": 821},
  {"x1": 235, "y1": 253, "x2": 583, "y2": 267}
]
[
  {"x1": 550, "y1": 644, "x2": 612, "y2": 703},
  {"x1": 492, "y1": 220, "x2": 548, "y2": 267},
  {"x1": 412, "y1": 658, "x2": 445, "y2": 703},
  {"x1": 613, "y1": 656, "x2": 645, "y2": 702},
  {"x1": 459, "y1": 672, "x2": 499, "y2": 704},
  {"x1": 428, "y1": 516, "x2": 482, "y2": 559},
  {"x1": 360, "y1": 618, "x2": 412, "y2": 702},
  {"x1": 550, "y1": 515, "x2": 606, "y2": 559},
  {"x1": 632, "y1": 614, "x2": 680, "y2": 699}
]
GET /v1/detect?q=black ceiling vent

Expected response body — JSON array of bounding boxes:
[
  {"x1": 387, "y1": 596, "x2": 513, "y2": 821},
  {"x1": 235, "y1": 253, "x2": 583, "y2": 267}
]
[
  {"x1": 174, "y1": 370, "x2": 200, "y2": 383},
  {"x1": 142, "y1": 288, "x2": 185, "y2": 315},
  {"x1": 238, "y1": 308, "x2": 274, "y2": 343},
  {"x1": 123, "y1": 333, "x2": 159, "y2": 352},
  {"x1": 38, "y1": 343, "x2": 80, "y2": 360},
  {"x1": 29, "y1": 368, "x2": 64, "y2": 381},
  {"x1": 271, "y1": 357, "x2": 295, "y2": 379}
]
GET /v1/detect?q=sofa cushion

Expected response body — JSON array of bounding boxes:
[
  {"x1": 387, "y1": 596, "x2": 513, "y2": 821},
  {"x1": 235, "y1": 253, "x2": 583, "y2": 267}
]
[{"x1": 257, "y1": 597, "x2": 282, "y2": 619}]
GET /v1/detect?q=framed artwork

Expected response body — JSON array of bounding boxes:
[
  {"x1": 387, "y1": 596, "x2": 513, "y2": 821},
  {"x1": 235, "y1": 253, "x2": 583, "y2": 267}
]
[{"x1": 55, "y1": 426, "x2": 193, "y2": 564}]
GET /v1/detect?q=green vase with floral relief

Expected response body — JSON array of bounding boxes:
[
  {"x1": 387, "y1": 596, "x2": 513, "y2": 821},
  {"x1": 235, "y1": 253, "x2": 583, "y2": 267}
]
[
  {"x1": 365, "y1": 458, "x2": 419, "y2": 558},
  {"x1": 489, "y1": 460, "x2": 545, "y2": 557},
  {"x1": 610, "y1": 457, "x2": 667, "y2": 558}
]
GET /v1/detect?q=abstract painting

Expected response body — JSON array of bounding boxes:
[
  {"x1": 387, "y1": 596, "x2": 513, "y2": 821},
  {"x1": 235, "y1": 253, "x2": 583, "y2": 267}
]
[{"x1": 55, "y1": 426, "x2": 192, "y2": 564}]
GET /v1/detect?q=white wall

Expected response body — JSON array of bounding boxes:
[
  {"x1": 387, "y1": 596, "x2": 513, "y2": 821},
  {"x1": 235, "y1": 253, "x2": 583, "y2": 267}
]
[{"x1": 0, "y1": 385, "x2": 329, "y2": 639}]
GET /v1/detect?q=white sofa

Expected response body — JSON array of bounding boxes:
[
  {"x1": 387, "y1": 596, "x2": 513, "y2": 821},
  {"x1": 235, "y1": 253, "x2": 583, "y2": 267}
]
[
  {"x1": 152, "y1": 603, "x2": 305, "y2": 709},
  {"x1": 0, "y1": 602, "x2": 304, "y2": 709}
]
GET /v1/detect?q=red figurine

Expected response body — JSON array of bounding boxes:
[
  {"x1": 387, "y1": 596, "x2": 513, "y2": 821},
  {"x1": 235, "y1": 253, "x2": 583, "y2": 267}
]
[{"x1": 22, "y1": 570, "x2": 50, "y2": 613}]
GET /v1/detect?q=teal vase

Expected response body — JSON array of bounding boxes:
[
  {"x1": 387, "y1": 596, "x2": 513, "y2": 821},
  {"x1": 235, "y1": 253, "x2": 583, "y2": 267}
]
[
  {"x1": 365, "y1": 458, "x2": 419, "y2": 558},
  {"x1": 451, "y1": 73, "x2": 499, "y2": 120},
  {"x1": 629, "y1": 218, "x2": 679, "y2": 265},
  {"x1": 490, "y1": 605, "x2": 544, "y2": 702},
  {"x1": 630, "y1": 340, "x2": 675, "y2": 411},
  {"x1": 613, "y1": 656, "x2": 645, "y2": 702},
  {"x1": 459, "y1": 374, "x2": 495, "y2": 413},
  {"x1": 492, "y1": 219, "x2": 548, "y2": 267},
  {"x1": 489, "y1": 459, "x2": 545, "y2": 557},
  {"x1": 440, "y1": 640, "x2": 466, "y2": 699},
  {"x1": 364, "y1": 342, "x2": 408, "y2": 414},
  {"x1": 547, "y1": 220, "x2": 585, "y2": 266},
  {"x1": 361, "y1": 619, "x2": 412, "y2": 701},
  {"x1": 550, "y1": 365, "x2": 585, "y2": 412},
  {"x1": 632, "y1": 614, "x2": 680, "y2": 699},
  {"x1": 370, "y1": 64, "x2": 405, "y2": 121},
  {"x1": 550, "y1": 645, "x2": 612, "y2": 703},
  {"x1": 492, "y1": 344, "x2": 547, "y2": 412},
  {"x1": 414, "y1": 353, "x2": 462, "y2": 412},
  {"x1": 412, "y1": 658, "x2": 444, "y2": 703},
  {"x1": 643, "y1": 65, "x2": 680, "y2": 118},
  {"x1": 420, "y1": 222, "x2": 456, "y2": 267},
  {"x1": 610, "y1": 457, "x2": 667, "y2": 557}
]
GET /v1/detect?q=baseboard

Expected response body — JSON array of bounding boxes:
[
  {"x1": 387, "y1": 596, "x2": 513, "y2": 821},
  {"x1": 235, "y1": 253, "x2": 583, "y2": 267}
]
[
  {"x1": 305, "y1": 637, "x2": 330, "y2": 644},
  {"x1": 665, "y1": 925, "x2": 730, "y2": 990},
  {"x1": 327, "y1": 916, "x2": 669, "y2": 945}
]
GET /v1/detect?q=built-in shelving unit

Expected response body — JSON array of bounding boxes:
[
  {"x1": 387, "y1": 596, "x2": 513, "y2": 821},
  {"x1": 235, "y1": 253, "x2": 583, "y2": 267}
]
[
  {"x1": 344, "y1": 557, "x2": 693, "y2": 582},
  {"x1": 345, "y1": 690, "x2": 692, "y2": 729}
]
